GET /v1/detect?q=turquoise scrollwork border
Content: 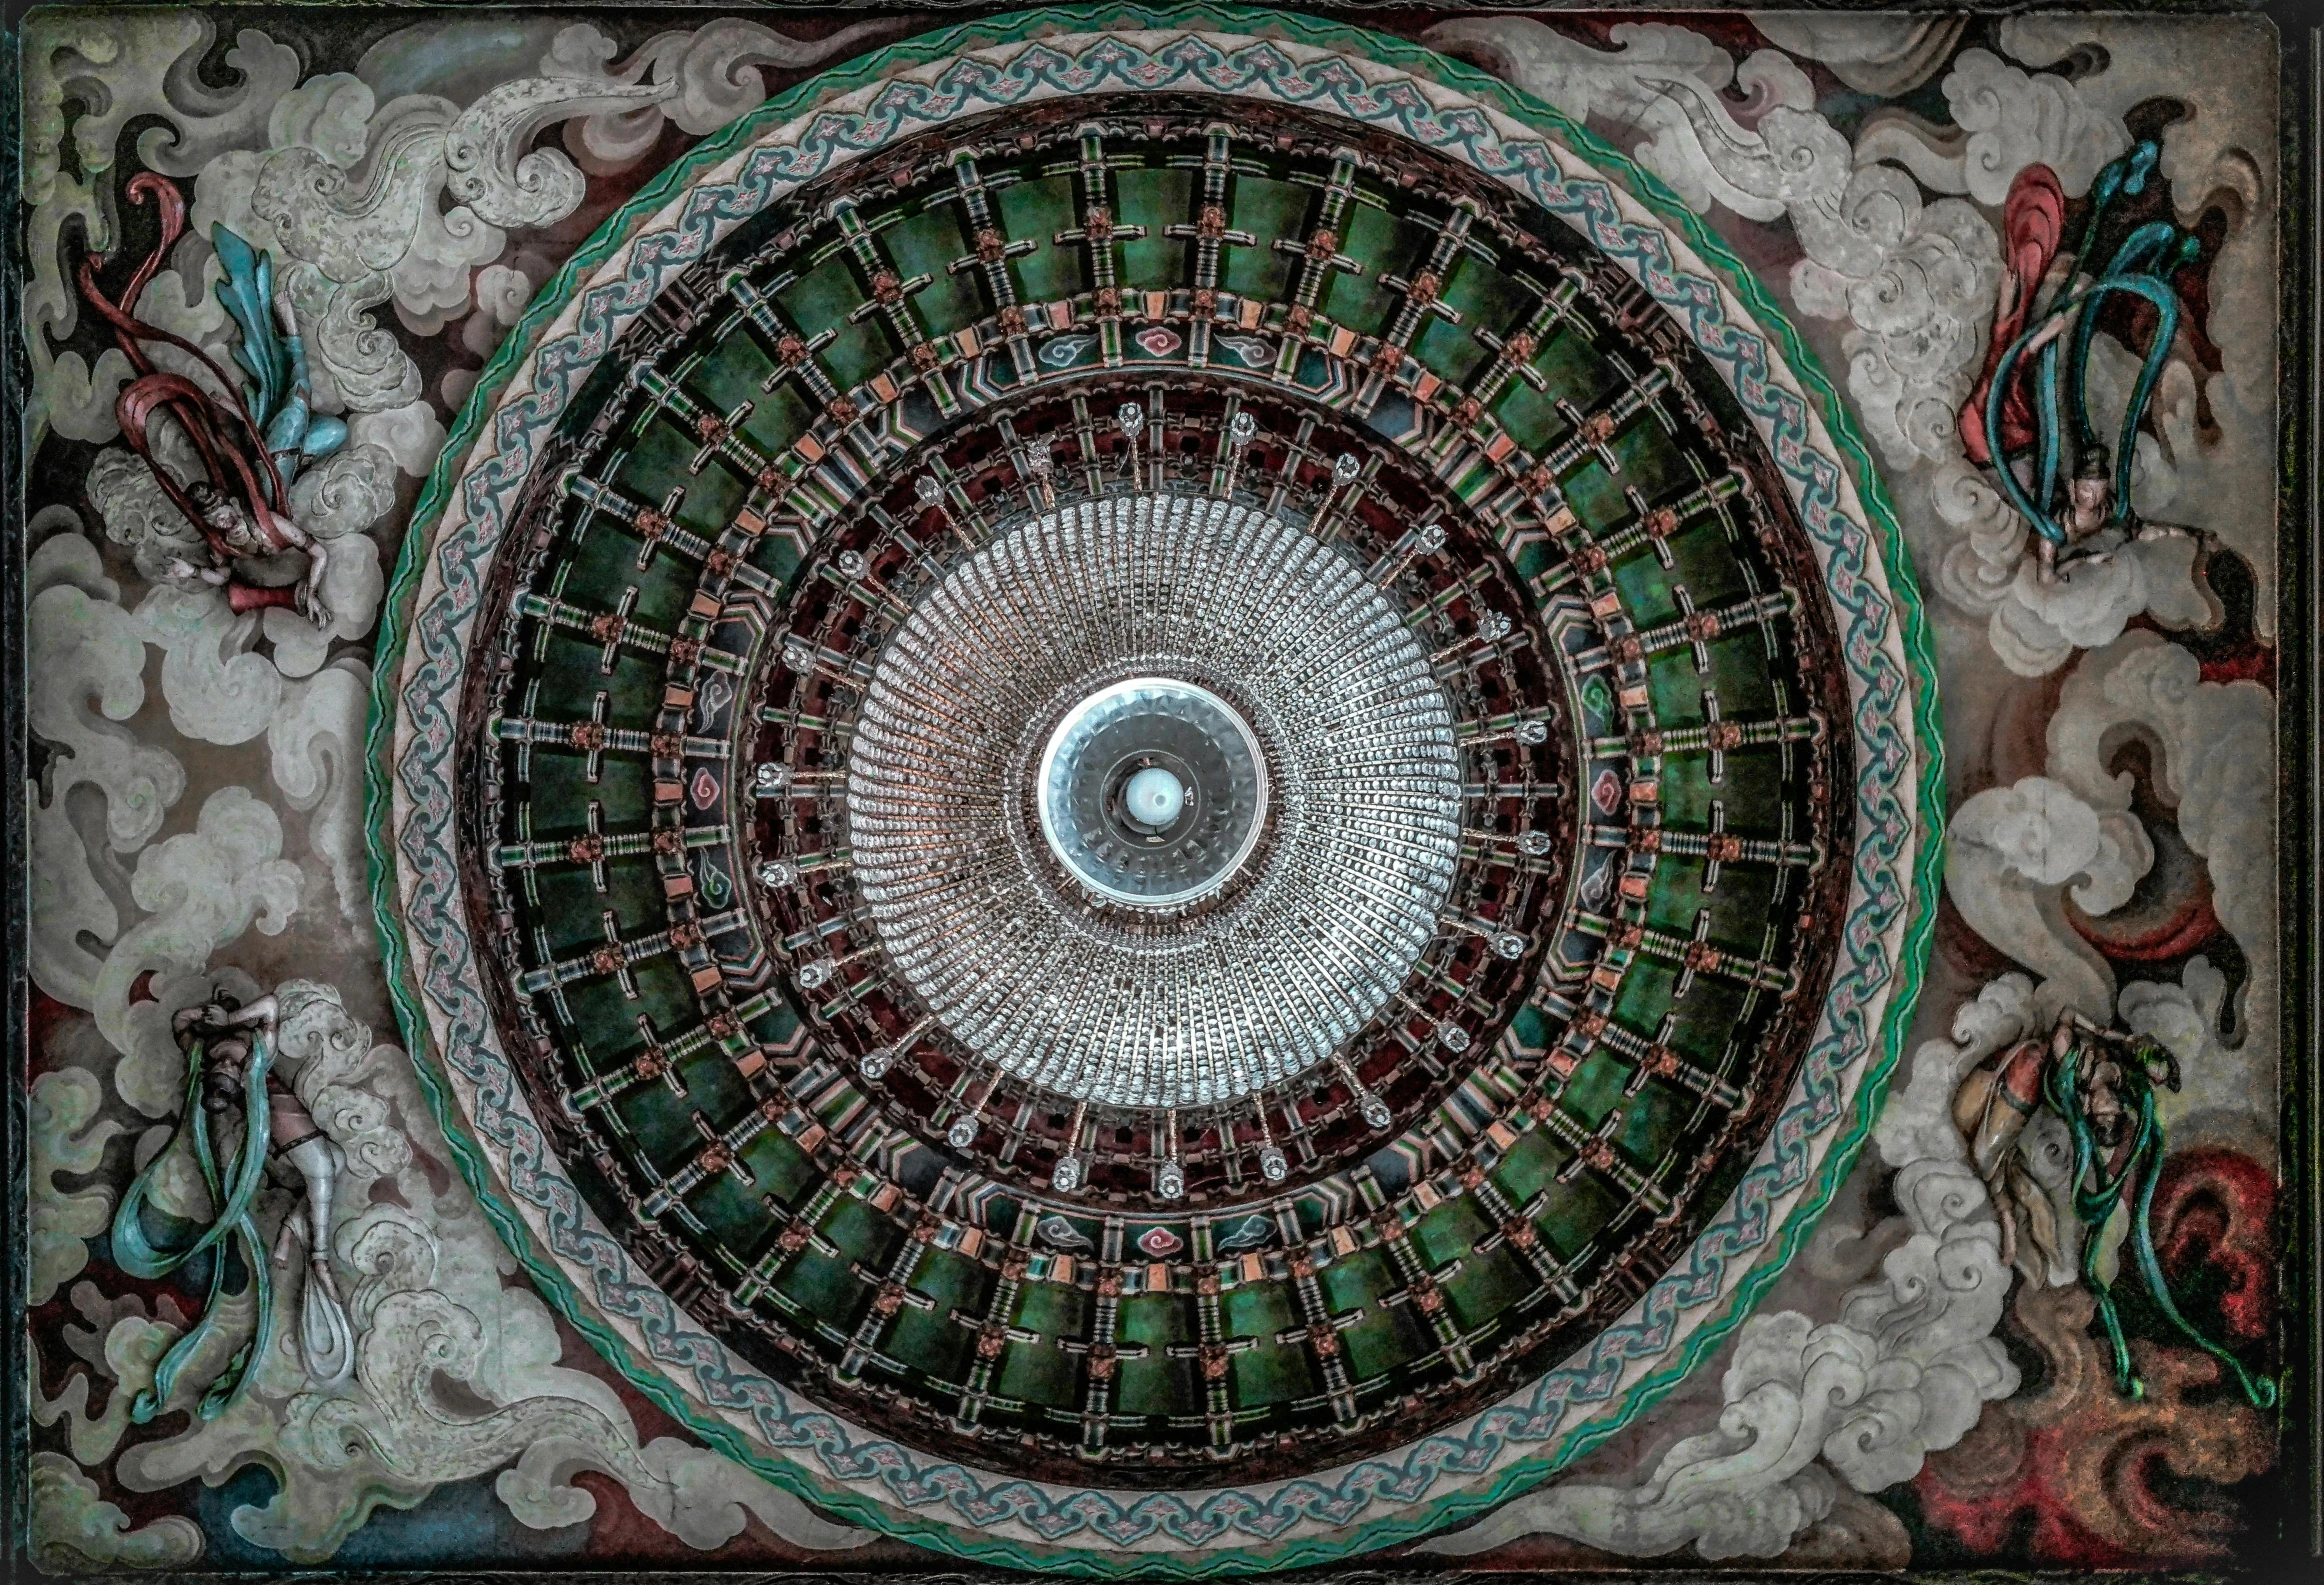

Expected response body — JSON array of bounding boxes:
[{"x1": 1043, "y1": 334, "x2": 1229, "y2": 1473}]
[{"x1": 365, "y1": 5, "x2": 1944, "y2": 1573}]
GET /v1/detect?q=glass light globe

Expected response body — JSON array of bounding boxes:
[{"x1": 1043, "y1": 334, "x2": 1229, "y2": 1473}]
[{"x1": 1123, "y1": 765, "x2": 1186, "y2": 830}]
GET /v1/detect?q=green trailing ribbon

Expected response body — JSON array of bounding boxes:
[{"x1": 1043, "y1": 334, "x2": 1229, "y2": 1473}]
[
  {"x1": 1987, "y1": 272, "x2": 2182, "y2": 548},
  {"x1": 1984, "y1": 140, "x2": 2195, "y2": 551},
  {"x1": 108, "y1": 1033, "x2": 279, "y2": 1421},
  {"x1": 2043, "y1": 1040, "x2": 2277, "y2": 1408}
]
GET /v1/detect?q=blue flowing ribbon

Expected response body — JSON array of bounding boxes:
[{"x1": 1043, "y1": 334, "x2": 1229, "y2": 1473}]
[
  {"x1": 1985, "y1": 140, "x2": 2190, "y2": 549},
  {"x1": 108, "y1": 1033, "x2": 279, "y2": 1421},
  {"x1": 2044, "y1": 1043, "x2": 2276, "y2": 1408}
]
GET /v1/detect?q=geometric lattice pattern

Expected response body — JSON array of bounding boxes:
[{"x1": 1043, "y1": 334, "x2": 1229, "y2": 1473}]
[{"x1": 457, "y1": 98, "x2": 1855, "y2": 1480}]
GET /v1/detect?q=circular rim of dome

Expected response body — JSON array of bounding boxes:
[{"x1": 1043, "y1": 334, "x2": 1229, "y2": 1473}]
[{"x1": 369, "y1": 7, "x2": 1941, "y2": 1574}]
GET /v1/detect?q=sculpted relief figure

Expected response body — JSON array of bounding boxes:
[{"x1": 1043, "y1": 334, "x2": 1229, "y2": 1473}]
[
  {"x1": 109, "y1": 986, "x2": 356, "y2": 1421},
  {"x1": 75, "y1": 173, "x2": 343, "y2": 625},
  {"x1": 1964, "y1": 141, "x2": 2199, "y2": 583},
  {"x1": 1953, "y1": 1008, "x2": 2272, "y2": 1408}
]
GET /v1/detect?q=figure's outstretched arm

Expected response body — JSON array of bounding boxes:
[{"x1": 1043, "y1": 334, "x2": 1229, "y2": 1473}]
[{"x1": 214, "y1": 994, "x2": 280, "y2": 1032}]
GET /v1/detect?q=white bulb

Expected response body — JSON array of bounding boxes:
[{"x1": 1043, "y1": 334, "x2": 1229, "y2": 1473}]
[
  {"x1": 948, "y1": 1114, "x2": 979, "y2": 1149},
  {"x1": 1492, "y1": 933, "x2": 1528, "y2": 961},
  {"x1": 859, "y1": 1047, "x2": 892, "y2": 1080},
  {"x1": 1122, "y1": 765, "x2": 1186, "y2": 830}
]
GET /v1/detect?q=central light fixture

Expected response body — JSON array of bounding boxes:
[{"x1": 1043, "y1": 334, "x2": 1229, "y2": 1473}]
[
  {"x1": 1035, "y1": 675, "x2": 1268, "y2": 907},
  {"x1": 845, "y1": 492, "x2": 1463, "y2": 1109}
]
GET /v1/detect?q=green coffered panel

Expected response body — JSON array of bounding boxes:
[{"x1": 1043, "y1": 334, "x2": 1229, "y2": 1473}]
[{"x1": 455, "y1": 98, "x2": 1853, "y2": 1484}]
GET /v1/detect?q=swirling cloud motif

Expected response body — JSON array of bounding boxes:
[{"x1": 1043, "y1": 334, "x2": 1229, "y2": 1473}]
[
  {"x1": 17, "y1": 10, "x2": 2276, "y2": 1570},
  {"x1": 1916, "y1": 1278, "x2": 2274, "y2": 1566},
  {"x1": 1749, "y1": 15, "x2": 1968, "y2": 97},
  {"x1": 26, "y1": 531, "x2": 188, "y2": 1010},
  {"x1": 1424, "y1": 969, "x2": 2046, "y2": 1564},
  {"x1": 1874, "y1": 974, "x2": 2041, "y2": 1174},
  {"x1": 82, "y1": 436, "x2": 388, "y2": 734},
  {"x1": 542, "y1": 18, "x2": 905, "y2": 164},
  {"x1": 346, "y1": 399, "x2": 447, "y2": 478},
  {"x1": 1874, "y1": 973, "x2": 2089, "y2": 1288},
  {"x1": 1426, "y1": 1159, "x2": 2017, "y2": 1560},
  {"x1": 85, "y1": 445, "x2": 206, "y2": 581},
  {"x1": 1429, "y1": 16, "x2": 2000, "y2": 474},
  {"x1": 1856, "y1": 49, "x2": 2130, "y2": 206},
  {"x1": 1946, "y1": 776, "x2": 2151, "y2": 1025},
  {"x1": 30, "y1": 1452, "x2": 204, "y2": 1573},
  {"x1": 1996, "y1": 16, "x2": 2280, "y2": 640},
  {"x1": 262, "y1": 444, "x2": 398, "y2": 677},
  {"x1": 33, "y1": 1287, "x2": 187, "y2": 1470},
  {"x1": 1437, "y1": 15, "x2": 2256, "y2": 682},
  {"x1": 272, "y1": 981, "x2": 414, "y2": 1184},
  {"x1": 88, "y1": 991, "x2": 871, "y2": 1564},
  {"x1": 1419, "y1": 20, "x2": 1742, "y2": 209},
  {"x1": 2121, "y1": 963, "x2": 2274, "y2": 1154},
  {"x1": 266, "y1": 661, "x2": 375, "y2": 927},
  {"x1": 1933, "y1": 330, "x2": 2217, "y2": 678},
  {"x1": 2046, "y1": 632, "x2": 2276, "y2": 1068},
  {"x1": 21, "y1": 12, "x2": 296, "y2": 441},
  {"x1": 87, "y1": 787, "x2": 303, "y2": 1114},
  {"x1": 1988, "y1": 538, "x2": 2211, "y2": 679},
  {"x1": 21, "y1": 14, "x2": 919, "y2": 1561},
  {"x1": 29, "y1": 1070, "x2": 125, "y2": 1307}
]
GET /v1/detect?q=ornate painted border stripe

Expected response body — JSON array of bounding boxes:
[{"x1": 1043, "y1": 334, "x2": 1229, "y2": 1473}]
[{"x1": 365, "y1": 6, "x2": 1943, "y2": 1573}]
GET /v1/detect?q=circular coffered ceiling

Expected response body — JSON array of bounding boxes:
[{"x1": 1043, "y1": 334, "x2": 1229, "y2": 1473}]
[{"x1": 372, "y1": 7, "x2": 1936, "y2": 1571}]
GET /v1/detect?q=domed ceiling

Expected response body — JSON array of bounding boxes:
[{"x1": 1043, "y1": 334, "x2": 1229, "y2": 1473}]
[{"x1": 373, "y1": 7, "x2": 1936, "y2": 1569}]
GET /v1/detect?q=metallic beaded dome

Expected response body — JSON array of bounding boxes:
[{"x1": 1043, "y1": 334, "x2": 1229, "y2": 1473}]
[
  {"x1": 377, "y1": 19, "x2": 1934, "y2": 1562},
  {"x1": 847, "y1": 493, "x2": 1462, "y2": 1110},
  {"x1": 411, "y1": 87, "x2": 1862, "y2": 1477}
]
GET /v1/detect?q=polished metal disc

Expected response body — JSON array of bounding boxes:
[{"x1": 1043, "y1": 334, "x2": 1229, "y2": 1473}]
[
  {"x1": 845, "y1": 494, "x2": 1462, "y2": 1109},
  {"x1": 1035, "y1": 676, "x2": 1268, "y2": 906}
]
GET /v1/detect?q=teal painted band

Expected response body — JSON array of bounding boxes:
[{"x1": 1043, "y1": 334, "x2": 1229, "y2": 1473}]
[{"x1": 366, "y1": 6, "x2": 1943, "y2": 1572}]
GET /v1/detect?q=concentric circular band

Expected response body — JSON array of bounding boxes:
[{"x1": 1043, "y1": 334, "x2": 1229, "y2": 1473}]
[
  {"x1": 846, "y1": 494, "x2": 1461, "y2": 1110},
  {"x1": 375, "y1": 10, "x2": 1936, "y2": 1568}
]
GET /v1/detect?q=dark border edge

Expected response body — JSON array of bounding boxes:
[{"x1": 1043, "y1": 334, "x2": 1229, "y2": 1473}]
[{"x1": 4, "y1": 4, "x2": 2319, "y2": 1584}]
